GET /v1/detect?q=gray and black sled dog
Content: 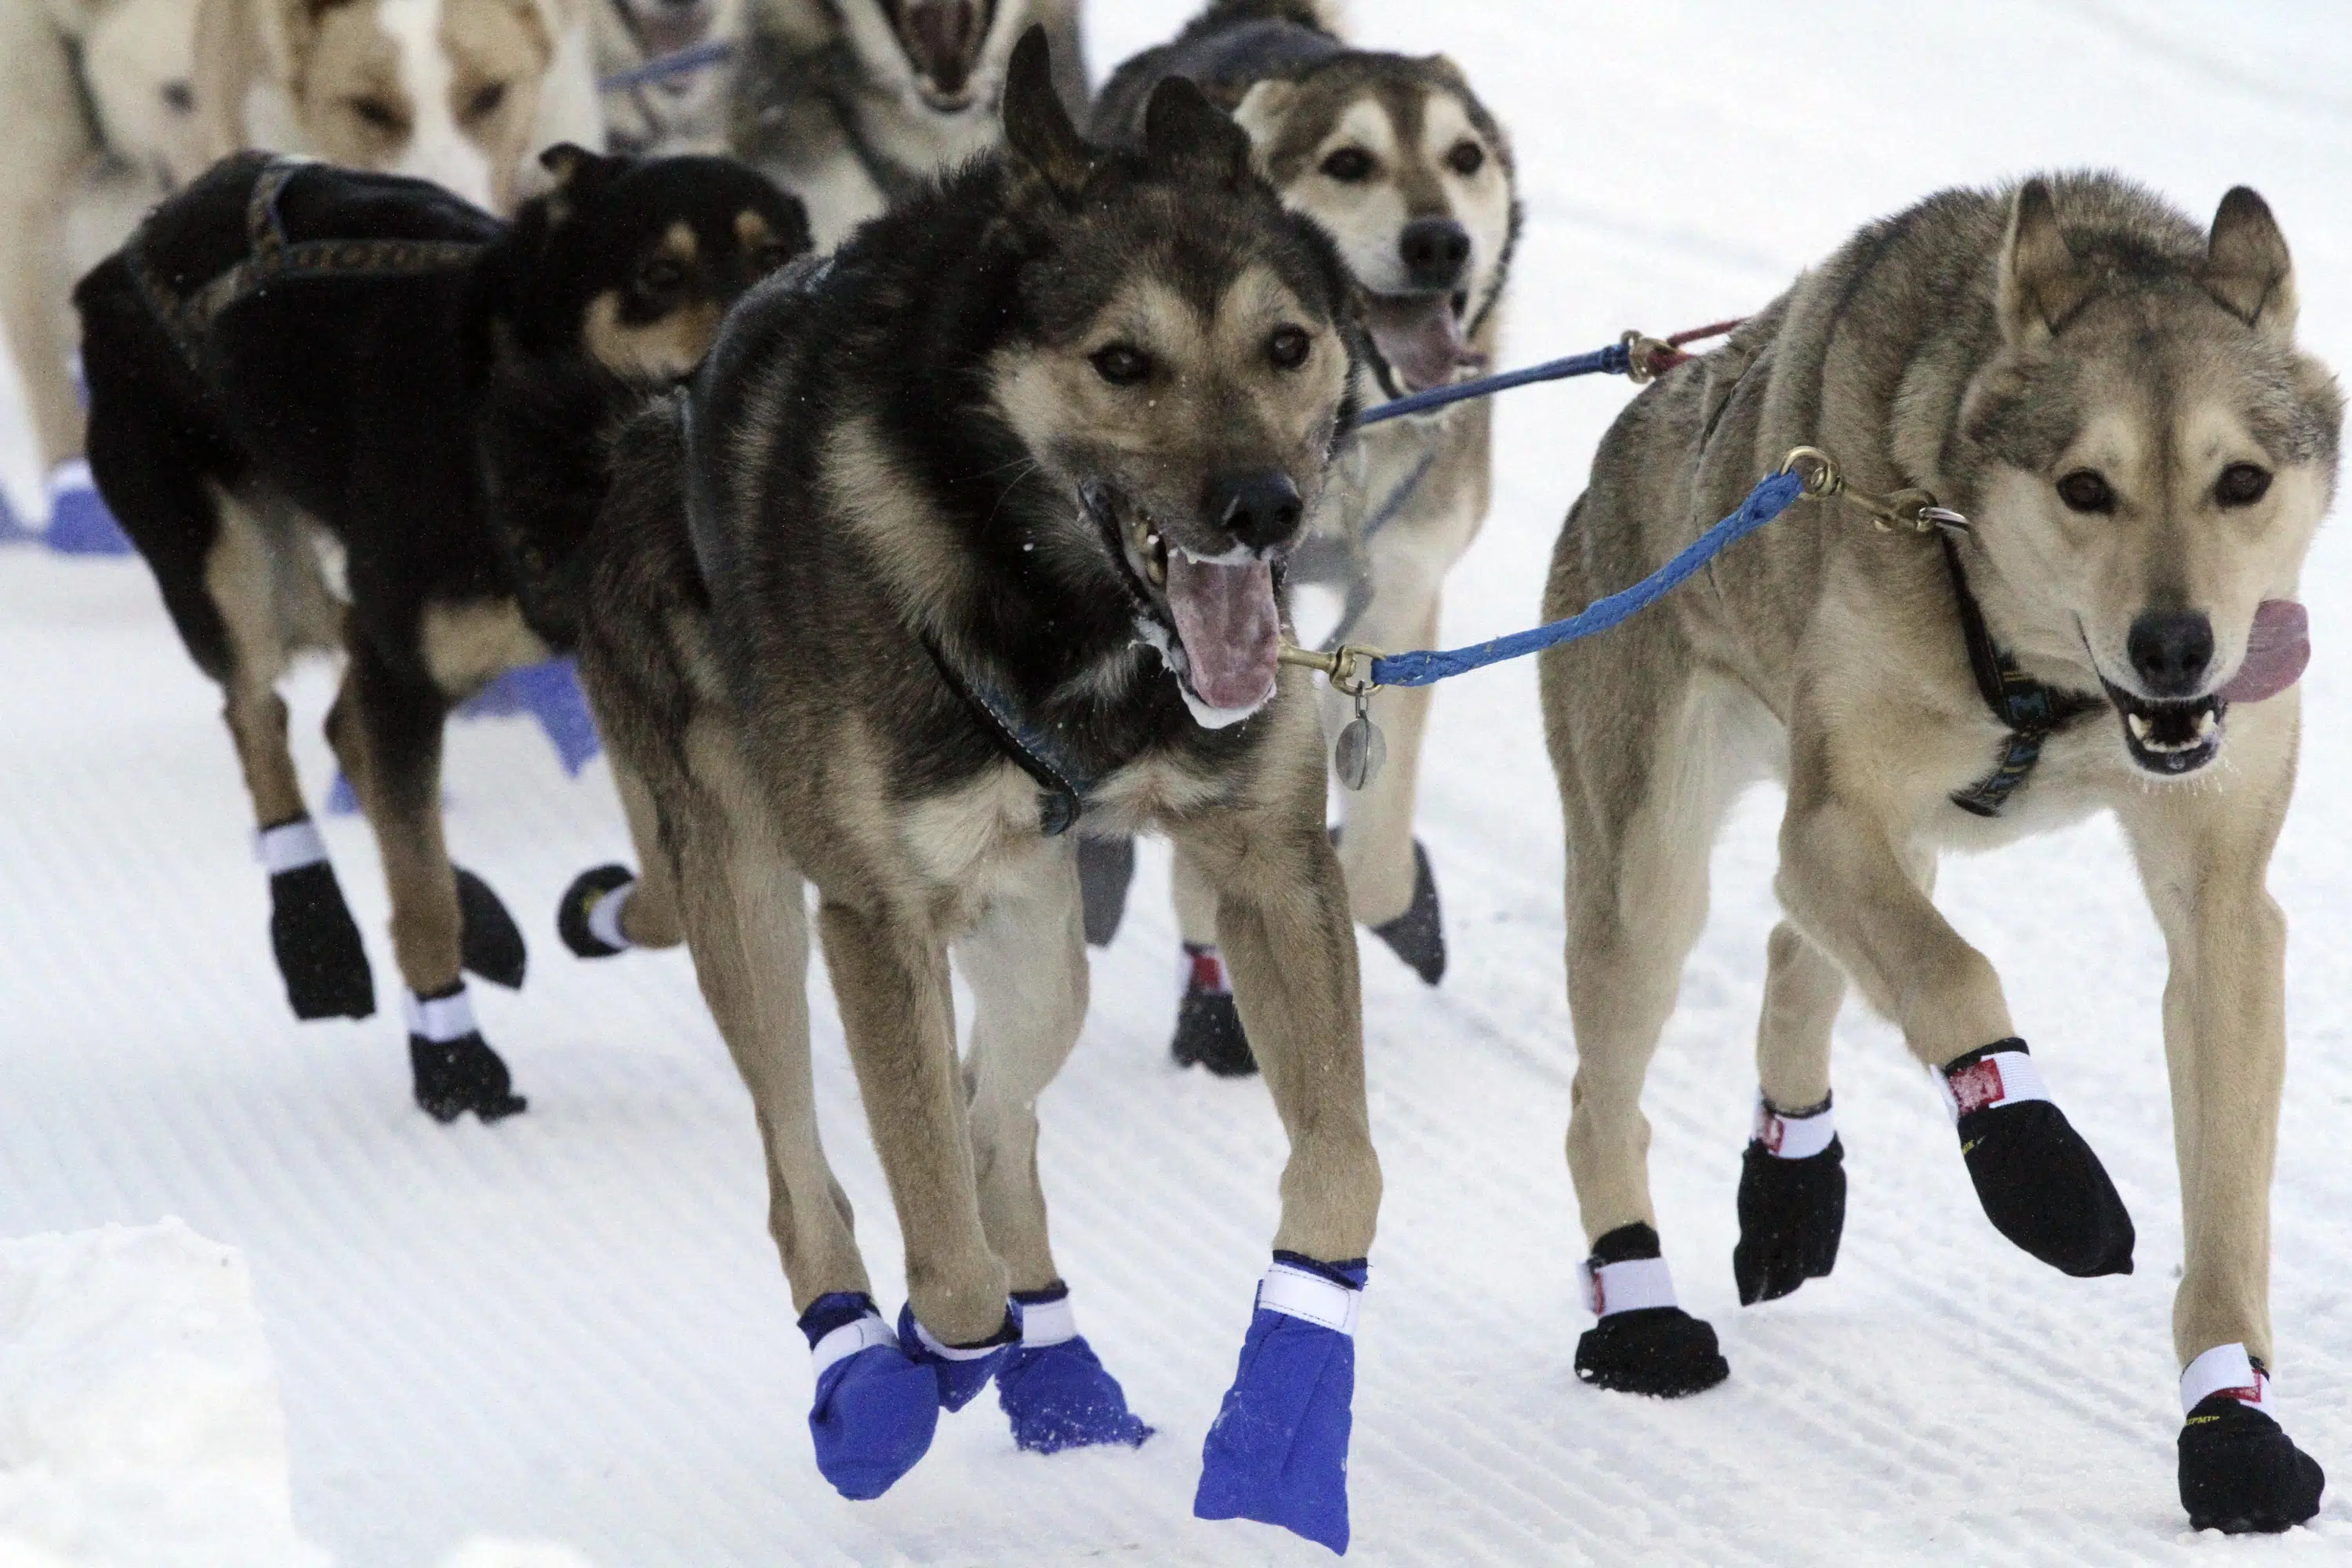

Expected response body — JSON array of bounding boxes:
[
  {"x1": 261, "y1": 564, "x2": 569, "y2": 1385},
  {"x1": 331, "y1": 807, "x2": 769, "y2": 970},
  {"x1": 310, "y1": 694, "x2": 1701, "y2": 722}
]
[
  {"x1": 593, "y1": 0, "x2": 749, "y2": 156},
  {"x1": 1540, "y1": 172, "x2": 2336, "y2": 1534},
  {"x1": 568, "y1": 30, "x2": 1385, "y2": 1552},
  {"x1": 729, "y1": 0, "x2": 1087, "y2": 246},
  {"x1": 1081, "y1": 0, "x2": 1519, "y2": 1077}
]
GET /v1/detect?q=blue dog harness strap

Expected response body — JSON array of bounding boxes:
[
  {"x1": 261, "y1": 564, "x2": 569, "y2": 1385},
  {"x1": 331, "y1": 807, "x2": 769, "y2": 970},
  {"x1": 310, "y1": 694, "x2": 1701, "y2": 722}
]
[
  {"x1": 1366, "y1": 467, "x2": 1808, "y2": 688},
  {"x1": 598, "y1": 38, "x2": 736, "y2": 94}
]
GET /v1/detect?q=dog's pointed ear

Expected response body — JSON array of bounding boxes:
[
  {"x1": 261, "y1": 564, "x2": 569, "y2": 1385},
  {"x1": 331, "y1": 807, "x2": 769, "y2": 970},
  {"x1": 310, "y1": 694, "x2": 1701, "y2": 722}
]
[
  {"x1": 1231, "y1": 78, "x2": 1298, "y2": 145},
  {"x1": 1998, "y1": 178, "x2": 2092, "y2": 345},
  {"x1": 1144, "y1": 74, "x2": 1254, "y2": 187},
  {"x1": 2203, "y1": 186, "x2": 2296, "y2": 342},
  {"x1": 1001, "y1": 25, "x2": 1095, "y2": 202},
  {"x1": 539, "y1": 143, "x2": 598, "y2": 188}
]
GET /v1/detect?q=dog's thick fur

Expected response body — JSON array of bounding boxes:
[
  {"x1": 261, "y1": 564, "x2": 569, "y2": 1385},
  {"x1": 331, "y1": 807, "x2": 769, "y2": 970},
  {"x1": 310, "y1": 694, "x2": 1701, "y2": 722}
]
[
  {"x1": 728, "y1": 0, "x2": 1087, "y2": 246},
  {"x1": 591, "y1": 0, "x2": 745, "y2": 156},
  {"x1": 193, "y1": 0, "x2": 606, "y2": 212},
  {"x1": 1088, "y1": 0, "x2": 1519, "y2": 996},
  {"x1": 574, "y1": 34, "x2": 1379, "y2": 1351},
  {"x1": 75, "y1": 148, "x2": 807, "y2": 1116},
  {"x1": 0, "y1": 0, "x2": 210, "y2": 481},
  {"x1": 1541, "y1": 173, "x2": 2338, "y2": 1519}
]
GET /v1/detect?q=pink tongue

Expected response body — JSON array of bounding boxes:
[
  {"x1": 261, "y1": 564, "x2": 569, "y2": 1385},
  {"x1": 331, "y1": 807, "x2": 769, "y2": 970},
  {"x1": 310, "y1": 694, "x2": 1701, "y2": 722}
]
[
  {"x1": 1164, "y1": 553, "x2": 1281, "y2": 713},
  {"x1": 1365, "y1": 294, "x2": 1486, "y2": 394},
  {"x1": 2219, "y1": 600, "x2": 2309, "y2": 705}
]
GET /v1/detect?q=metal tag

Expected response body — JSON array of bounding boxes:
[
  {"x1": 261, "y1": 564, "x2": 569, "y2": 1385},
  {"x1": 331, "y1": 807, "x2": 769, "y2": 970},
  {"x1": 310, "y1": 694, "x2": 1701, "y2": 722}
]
[{"x1": 1334, "y1": 713, "x2": 1386, "y2": 791}]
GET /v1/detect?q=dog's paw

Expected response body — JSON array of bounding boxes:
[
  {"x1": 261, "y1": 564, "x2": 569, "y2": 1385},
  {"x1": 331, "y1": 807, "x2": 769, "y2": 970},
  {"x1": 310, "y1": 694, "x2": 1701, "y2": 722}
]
[
  {"x1": 897, "y1": 1302, "x2": 1016, "y2": 1414},
  {"x1": 1076, "y1": 836, "x2": 1137, "y2": 948},
  {"x1": 44, "y1": 459, "x2": 135, "y2": 555},
  {"x1": 802, "y1": 1294, "x2": 939, "y2": 1501},
  {"x1": 1172, "y1": 946, "x2": 1257, "y2": 1076},
  {"x1": 1940, "y1": 1044, "x2": 2132, "y2": 1276},
  {"x1": 408, "y1": 1033, "x2": 527, "y2": 1123},
  {"x1": 1733, "y1": 1103, "x2": 1845, "y2": 1305},
  {"x1": 557, "y1": 864, "x2": 637, "y2": 958},
  {"x1": 998, "y1": 1289, "x2": 1152, "y2": 1454},
  {"x1": 456, "y1": 869, "x2": 527, "y2": 989},
  {"x1": 1195, "y1": 1254, "x2": 1364, "y2": 1555},
  {"x1": 268, "y1": 858, "x2": 376, "y2": 1021},
  {"x1": 1369, "y1": 838, "x2": 1446, "y2": 985},
  {"x1": 2182, "y1": 1398, "x2": 2325, "y2": 1534},
  {"x1": 1577, "y1": 1224, "x2": 1728, "y2": 1396}
]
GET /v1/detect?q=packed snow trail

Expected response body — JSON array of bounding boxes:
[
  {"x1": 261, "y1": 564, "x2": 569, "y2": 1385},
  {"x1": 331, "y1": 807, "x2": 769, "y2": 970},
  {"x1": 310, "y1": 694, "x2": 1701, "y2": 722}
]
[{"x1": 7, "y1": 2, "x2": 2352, "y2": 1562}]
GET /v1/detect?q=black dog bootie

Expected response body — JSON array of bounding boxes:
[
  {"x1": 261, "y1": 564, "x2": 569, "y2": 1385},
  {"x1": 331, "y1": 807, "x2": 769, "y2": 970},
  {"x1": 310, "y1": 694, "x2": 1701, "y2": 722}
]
[
  {"x1": 1076, "y1": 837, "x2": 1136, "y2": 949},
  {"x1": 260, "y1": 820, "x2": 375, "y2": 1021},
  {"x1": 558, "y1": 864, "x2": 637, "y2": 958},
  {"x1": 405, "y1": 985, "x2": 526, "y2": 1123},
  {"x1": 1733, "y1": 1094, "x2": 1845, "y2": 1305},
  {"x1": 456, "y1": 867, "x2": 527, "y2": 989},
  {"x1": 2178, "y1": 1345, "x2": 2325, "y2": 1533},
  {"x1": 1574, "y1": 1223, "x2": 1729, "y2": 1397},
  {"x1": 1171, "y1": 944, "x2": 1255, "y2": 1076},
  {"x1": 1370, "y1": 839, "x2": 1446, "y2": 985},
  {"x1": 1938, "y1": 1040, "x2": 2133, "y2": 1276}
]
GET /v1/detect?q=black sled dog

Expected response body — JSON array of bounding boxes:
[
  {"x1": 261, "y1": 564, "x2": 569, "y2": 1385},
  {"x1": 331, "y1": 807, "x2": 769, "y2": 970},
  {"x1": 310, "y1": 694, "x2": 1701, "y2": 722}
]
[
  {"x1": 568, "y1": 29, "x2": 1386, "y2": 1554},
  {"x1": 75, "y1": 147, "x2": 809, "y2": 1122}
]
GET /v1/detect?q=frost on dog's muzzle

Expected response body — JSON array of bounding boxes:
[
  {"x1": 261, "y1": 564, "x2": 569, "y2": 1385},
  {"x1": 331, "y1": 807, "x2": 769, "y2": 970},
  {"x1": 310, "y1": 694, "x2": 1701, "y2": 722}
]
[{"x1": 1089, "y1": 483, "x2": 1283, "y2": 729}]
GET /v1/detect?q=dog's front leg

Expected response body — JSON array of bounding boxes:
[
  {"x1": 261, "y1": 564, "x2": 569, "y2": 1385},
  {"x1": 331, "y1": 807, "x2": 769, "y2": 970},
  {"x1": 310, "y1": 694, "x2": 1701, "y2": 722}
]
[
  {"x1": 1180, "y1": 804, "x2": 1378, "y2": 1555},
  {"x1": 1777, "y1": 727, "x2": 2134, "y2": 1278},
  {"x1": 2117, "y1": 697, "x2": 2323, "y2": 1532}
]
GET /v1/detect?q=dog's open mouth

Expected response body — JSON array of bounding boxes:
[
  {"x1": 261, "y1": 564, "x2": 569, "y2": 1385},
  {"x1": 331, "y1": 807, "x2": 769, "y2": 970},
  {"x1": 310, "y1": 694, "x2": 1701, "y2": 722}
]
[
  {"x1": 2102, "y1": 682, "x2": 2227, "y2": 775},
  {"x1": 1364, "y1": 292, "x2": 1486, "y2": 396},
  {"x1": 1087, "y1": 485, "x2": 1280, "y2": 728}
]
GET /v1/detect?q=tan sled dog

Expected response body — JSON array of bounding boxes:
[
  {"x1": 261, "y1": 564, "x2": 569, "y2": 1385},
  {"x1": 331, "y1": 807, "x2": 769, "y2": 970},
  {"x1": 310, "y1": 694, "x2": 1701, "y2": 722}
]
[
  {"x1": 1540, "y1": 173, "x2": 2336, "y2": 1534},
  {"x1": 569, "y1": 33, "x2": 1384, "y2": 1543}
]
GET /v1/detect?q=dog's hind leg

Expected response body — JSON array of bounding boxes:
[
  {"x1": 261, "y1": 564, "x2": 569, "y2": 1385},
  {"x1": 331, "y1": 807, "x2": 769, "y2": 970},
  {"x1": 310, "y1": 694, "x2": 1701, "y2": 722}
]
[
  {"x1": 1165, "y1": 843, "x2": 1254, "y2": 1076},
  {"x1": 1734, "y1": 920, "x2": 1850, "y2": 1305},
  {"x1": 557, "y1": 757, "x2": 688, "y2": 958},
  {"x1": 956, "y1": 842, "x2": 1152, "y2": 1454},
  {"x1": 2117, "y1": 706, "x2": 2321, "y2": 1533},
  {"x1": 1179, "y1": 789, "x2": 1379, "y2": 1553},
  {"x1": 1328, "y1": 557, "x2": 1446, "y2": 982},
  {"x1": 327, "y1": 641, "x2": 524, "y2": 1122}
]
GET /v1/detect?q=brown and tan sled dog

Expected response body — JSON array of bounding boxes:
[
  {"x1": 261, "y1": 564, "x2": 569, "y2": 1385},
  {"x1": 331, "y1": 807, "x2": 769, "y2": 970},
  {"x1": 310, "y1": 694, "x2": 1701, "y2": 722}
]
[
  {"x1": 1539, "y1": 172, "x2": 2336, "y2": 1534},
  {"x1": 567, "y1": 31, "x2": 1384, "y2": 1548}
]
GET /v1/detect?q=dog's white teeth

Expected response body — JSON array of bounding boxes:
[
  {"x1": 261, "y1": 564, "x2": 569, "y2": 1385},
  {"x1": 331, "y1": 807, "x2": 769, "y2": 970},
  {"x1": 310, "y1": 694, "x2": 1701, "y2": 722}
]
[
  {"x1": 2127, "y1": 712, "x2": 2154, "y2": 742},
  {"x1": 2195, "y1": 709, "x2": 2220, "y2": 739}
]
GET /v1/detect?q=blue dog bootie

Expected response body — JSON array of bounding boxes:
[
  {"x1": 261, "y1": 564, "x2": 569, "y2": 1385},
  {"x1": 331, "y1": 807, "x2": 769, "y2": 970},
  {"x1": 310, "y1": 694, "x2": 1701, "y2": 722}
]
[
  {"x1": 897, "y1": 1301, "x2": 1017, "y2": 1413},
  {"x1": 802, "y1": 1292, "x2": 939, "y2": 1500},
  {"x1": 996, "y1": 1284, "x2": 1154, "y2": 1454},
  {"x1": 43, "y1": 459, "x2": 133, "y2": 555},
  {"x1": 1194, "y1": 1253, "x2": 1367, "y2": 1555}
]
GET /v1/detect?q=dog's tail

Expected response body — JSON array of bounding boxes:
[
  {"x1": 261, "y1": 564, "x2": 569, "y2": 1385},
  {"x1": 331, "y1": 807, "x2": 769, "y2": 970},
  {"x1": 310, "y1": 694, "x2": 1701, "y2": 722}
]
[{"x1": 1180, "y1": 0, "x2": 1344, "y2": 46}]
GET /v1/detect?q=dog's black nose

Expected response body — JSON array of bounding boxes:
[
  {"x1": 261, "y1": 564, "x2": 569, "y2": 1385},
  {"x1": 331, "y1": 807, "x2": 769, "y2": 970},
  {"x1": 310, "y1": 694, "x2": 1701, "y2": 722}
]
[
  {"x1": 2128, "y1": 610, "x2": 2216, "y2": 697},
  {"x1": 1399, "y1": 218, "x2": 1472, "y2": 292},
  {"x1": 1207, "y1": 470, "x2": 1304, "y2": 550}
]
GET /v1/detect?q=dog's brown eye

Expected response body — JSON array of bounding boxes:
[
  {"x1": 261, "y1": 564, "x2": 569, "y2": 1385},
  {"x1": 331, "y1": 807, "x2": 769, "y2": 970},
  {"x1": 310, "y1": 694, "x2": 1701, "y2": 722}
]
[
  {"x1": 161, "y1": 81, "x2": 195, "y2": 116},
  {"x1": 2056, "y1": 469, "x2": 2114, "y2": 514},
  {"x1": 1269, "y1": 325, "x2": 1311, "y2": 370},
  {"x1": 1320, "y1": 147, "x2": 1375, "y2": 183},
  {"x1": 465, "y1": 82, "x2": 508, "y2": 122},
  {"x1": 349, "y1": 96, "x2": 405, "y2": 134},
  {"x1": 2216, "y1": 462, "x2": 2272, "y2": 506},
  {"x1": 1446, "y1": 140, "x2": 1485, "y2": 176},
  {"x1": 1091, "y1": 344, "x2": 1152, "y2": 387},
  {"x1": 638, "y1": 258, "x2": 688, "y2": 297}
]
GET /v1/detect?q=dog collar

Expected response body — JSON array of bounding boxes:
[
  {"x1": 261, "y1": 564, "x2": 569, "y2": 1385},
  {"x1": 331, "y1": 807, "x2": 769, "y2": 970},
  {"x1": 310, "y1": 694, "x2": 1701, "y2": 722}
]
[{"x1": 1940, "y1": 533, "x2": 2103, "y2": 817}]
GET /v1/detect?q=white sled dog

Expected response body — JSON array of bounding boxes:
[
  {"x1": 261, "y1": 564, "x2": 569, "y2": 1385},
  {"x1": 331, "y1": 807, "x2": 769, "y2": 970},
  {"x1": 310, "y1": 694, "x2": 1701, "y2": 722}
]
[
  {"x1": 1540, "y1": 173, "x2": 2336, "y2": 1535},
  {"x1": 1082, "y1": 0, "x2": 1519, "y2": 1076},
  {"x1": 729, "y1": 0, "x2": 1087, "y2": 247}
]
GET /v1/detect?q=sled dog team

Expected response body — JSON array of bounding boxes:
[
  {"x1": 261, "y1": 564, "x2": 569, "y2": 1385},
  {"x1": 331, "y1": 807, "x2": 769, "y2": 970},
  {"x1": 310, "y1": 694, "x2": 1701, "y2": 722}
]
[{"x1": 38, "y1": 0, "x2": 2336, "y2": 1551}]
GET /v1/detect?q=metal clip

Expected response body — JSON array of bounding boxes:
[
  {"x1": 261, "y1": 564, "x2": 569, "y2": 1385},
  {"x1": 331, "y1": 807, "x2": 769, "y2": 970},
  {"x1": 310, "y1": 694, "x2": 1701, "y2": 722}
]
[
  {"x1": 1778, "y1": 446, "x2": 1970, "y2": 535},
  {"x1": 1278, "y1": 641, "x2": 1385, "y2": 697},
  {"x1": 1621, "y1": 329, "x2": 1679, "y2": 386}
]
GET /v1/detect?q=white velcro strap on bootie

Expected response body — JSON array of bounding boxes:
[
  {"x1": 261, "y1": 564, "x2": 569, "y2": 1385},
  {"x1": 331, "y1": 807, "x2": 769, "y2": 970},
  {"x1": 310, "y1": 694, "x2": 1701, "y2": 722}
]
[
  {"x1": 1256, "y1": 1261, "x2": 1360, "y2": 1335},
  {"x1": 1933, "y1": 1047, "x2": 2050, "y2": 1122},
  {"x1": 586, "y1": 880, "x2": 635, "y2": 952},
  {"x1": 45, "y1": 457, "x2": 94, "y2": 511},
  {"x1": 1755, "y1": 1093, "x2": 1835, "y2": 1159},
  {"x1": 810, "y1": 1312, "x2": 895, "y2": 1379},
  {"x1": 1017, "y1": 1294, "x2": 1077, "y2": 1348},
  {"x1": 2181, "y1": 1342, "x2": 2275, "y2": 1419},
  {"x1": 256, "y1": 820, "x2": 329, "y2": 875},
  {"x1": 907, "y1": 1310, "x2": 1011, "y2": 1361},
  {"x1": 1577, "y1": 1255, "x2": 1677, "y2": 1318},
  {"x1": 402, "y1": 987, "x2": 477, "y2": 1044}
]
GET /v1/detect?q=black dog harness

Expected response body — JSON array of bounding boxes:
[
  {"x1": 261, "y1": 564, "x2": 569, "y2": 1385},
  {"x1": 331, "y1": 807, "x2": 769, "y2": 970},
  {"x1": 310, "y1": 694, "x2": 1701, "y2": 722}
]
[
  {"x1": 128, "y1": 158, "x2": 487, "y2": 376},
  {"x1": 1940, "y1": 533, "x2": 2103, "y2": 817}
]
